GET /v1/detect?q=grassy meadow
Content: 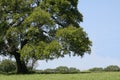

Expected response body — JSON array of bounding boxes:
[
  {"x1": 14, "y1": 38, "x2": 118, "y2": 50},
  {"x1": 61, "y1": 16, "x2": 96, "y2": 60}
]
[{"x1": 0, "y1": 72, "x2": 120, "y2": 80}]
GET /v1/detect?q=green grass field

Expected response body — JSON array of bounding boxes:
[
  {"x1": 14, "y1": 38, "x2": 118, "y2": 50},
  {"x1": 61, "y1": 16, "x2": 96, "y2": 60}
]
[{"x1": 0, "y1": 72, "x2": 120, "y2": 80}]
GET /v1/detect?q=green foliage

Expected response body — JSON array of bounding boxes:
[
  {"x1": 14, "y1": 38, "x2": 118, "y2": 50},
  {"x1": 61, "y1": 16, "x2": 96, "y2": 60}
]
[
  {"x1": 43, "y1": 69, "x2": 56, "y2": 74},
  {"x1": 104, "y1": 65, "x2": 120, "y2": 72},
  {"x1": 89, "y1": 67, "x2": 103, "y2": 72},
  {"x1": 0, "y1": 59, "x2": 16, "y2": 73},
  {"x1": 69, "y1": 67, "x2": 80, "y2": 73},
  {"x1": 37, "y1": 66, "x2": 80, "y2": 74},
  {"x1": 56, "y1": 26, "x2": 92, "y2": 56},
  {"x1": 0, "y1": 0, "x2": 92, "y2": 73},
  {"x1": 55, "y1": 66, "x2": 69, "y2": 73}
]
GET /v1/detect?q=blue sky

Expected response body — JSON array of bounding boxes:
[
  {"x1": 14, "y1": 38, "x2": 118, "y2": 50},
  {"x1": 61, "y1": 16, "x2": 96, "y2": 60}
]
[
  {"x1": 78, "y1": 0, "x2": 120, "y2": 58},
  {"x1": 36, "y1": 0, "x2": 120, "y2": 70}
]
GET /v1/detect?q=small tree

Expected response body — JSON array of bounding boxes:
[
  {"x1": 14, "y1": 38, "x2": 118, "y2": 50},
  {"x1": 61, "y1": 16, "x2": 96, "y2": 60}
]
[
  {"x1": 104, "y1": 65, "x2": 120, "y2": 72},
  {"x1": 0, "y1": 59, "x2": 16, "y2": 73}
]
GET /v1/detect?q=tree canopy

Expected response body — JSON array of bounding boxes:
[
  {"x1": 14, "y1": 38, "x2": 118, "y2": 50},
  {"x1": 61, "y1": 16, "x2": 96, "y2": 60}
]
[{"x1": 0, "y1": 0, "x2": 92, "y2": 73}]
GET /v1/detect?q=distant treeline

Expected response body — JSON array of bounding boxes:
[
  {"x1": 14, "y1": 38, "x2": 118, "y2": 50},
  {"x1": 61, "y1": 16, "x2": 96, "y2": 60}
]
[
  {"x1": 0, "y1": 59, "x2": 120, "y2": 74},
  {"x1": 37, "y1": 65, "x2": 120, "y2": 74},
  {"x1": 36, "y1": 66, "x2": 80, "y2": 74},
  {"x1": 89, "y1": 65, "x2": 120, "y2": 72}
]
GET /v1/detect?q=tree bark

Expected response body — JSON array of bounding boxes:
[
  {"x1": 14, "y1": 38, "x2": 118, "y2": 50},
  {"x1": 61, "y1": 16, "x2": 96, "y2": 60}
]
[{"x1": 14, "y1": 52, "x2": 28, "y2": 74}]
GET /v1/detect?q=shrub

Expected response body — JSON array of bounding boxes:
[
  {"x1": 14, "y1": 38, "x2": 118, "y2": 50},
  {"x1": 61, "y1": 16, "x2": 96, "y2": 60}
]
[{"x1": 0, "y1": 59, "x2": 16, "y2": 73}]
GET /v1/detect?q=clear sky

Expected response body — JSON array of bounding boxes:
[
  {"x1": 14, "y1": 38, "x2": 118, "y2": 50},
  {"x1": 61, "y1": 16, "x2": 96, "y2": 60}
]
[{"x1": 36, "y1": 0, "x2": 120, "y2": 70}]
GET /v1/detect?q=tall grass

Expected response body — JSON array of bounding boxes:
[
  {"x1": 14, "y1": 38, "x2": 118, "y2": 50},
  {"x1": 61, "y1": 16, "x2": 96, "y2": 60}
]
[{"x1": 0, "y1": 72, "x2": 120, "y2": 80}]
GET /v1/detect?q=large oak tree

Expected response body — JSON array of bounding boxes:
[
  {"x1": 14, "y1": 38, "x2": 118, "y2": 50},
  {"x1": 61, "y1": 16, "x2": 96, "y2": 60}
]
[{"x1": 0, "y1": 0, "x2": 92, "y2": 73}]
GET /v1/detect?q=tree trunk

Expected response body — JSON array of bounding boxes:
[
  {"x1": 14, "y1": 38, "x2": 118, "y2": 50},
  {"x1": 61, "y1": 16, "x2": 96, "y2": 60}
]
[{"x1": 14, "y1": 52, "x2": 28, "y2": 74}]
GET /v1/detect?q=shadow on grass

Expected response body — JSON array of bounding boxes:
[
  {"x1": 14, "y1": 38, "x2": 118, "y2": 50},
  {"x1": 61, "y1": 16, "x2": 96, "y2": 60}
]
[
  {"x1": 0, "y1": 71, "x2": 92, "y2": 75},
  {"x1": 0, "y1": 71, "x2": 36, "y2": 75}
]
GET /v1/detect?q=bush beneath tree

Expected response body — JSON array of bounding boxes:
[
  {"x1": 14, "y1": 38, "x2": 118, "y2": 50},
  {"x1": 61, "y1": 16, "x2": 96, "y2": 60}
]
[{"x1": 0, "y1": 59, "x2": 16, "y2": 73}]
